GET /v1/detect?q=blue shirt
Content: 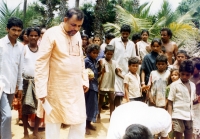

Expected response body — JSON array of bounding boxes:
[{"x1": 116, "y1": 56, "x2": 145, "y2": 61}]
[{"x1": 85, "y1": 56, "x2": 98, "y2": 92}]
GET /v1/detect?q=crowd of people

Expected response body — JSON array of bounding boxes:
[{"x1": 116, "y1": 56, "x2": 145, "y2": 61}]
[{"x1": 0, "y1": 7, "x2": 200, "y2": 139}]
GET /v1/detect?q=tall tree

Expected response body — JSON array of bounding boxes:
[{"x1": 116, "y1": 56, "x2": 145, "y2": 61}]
[
  {"x1": 59, "y1": 0, "x2": 68, "y2": 22},
  {"x1": 23, "y1": 0, "x2": 27, "y2": 23},
  {"x1": 46, "y1": 0, "x2": 54, "y2": 27},
  {"x1": 75, "y1": 0, "x2": 79, "y2": 8}
]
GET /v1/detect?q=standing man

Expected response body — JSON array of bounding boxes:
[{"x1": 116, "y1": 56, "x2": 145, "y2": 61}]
[
  {"x1": 160, "y1": 28, "x2": 178, "y2": 65},
  {"x1": 35, "y1": 8, "x2": 89, "y2": 139},
  {"x1": 0, "y1": 17, "x2": 24, "y2": 139},
  {"x1": 109, "y1": 24, "x2": 136, "y2": 107}
]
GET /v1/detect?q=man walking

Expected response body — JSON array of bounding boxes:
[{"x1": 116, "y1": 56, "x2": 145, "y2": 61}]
[{"x1": 35, "y1": 8, "x2": 89, "y2": 139}]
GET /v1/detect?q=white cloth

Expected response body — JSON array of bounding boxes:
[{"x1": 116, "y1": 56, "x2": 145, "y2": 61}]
[
  {"x1": 23, "y1": 45, "x2": 38, "y2": 77},
  {"x1": 107, "y1": 101, "x2": 171, "y2": 139},
  {"x1": 109, "y1": 37, "x2": 136, "y2": 93},
  {"x1": 193, "y1": 103, "x2": 200, "y2": 135},
  {"x1": 0, "y1": 35, "x2": 24, "y2": 93},
  {"x1": 168, "y1": 79, "x2": 196, "y2": 120},
  {"x1": 136, "y1": 40, "x2": 149, "y2": 60},
  {"x1": 124, "y1": 72, "x2": 141, "y2": 98},
  {"x1": 100, "y1": 43, "x2": 107, "y2": 52},
  {"x1": 148, "y1": 70, "x2": 170, "y2": 107},
  {"x1": 45, "y1": 122, "x2": 85, "y2": 139}
]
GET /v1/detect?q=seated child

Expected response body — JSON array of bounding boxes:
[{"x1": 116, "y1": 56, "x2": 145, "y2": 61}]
[{"x1": 124, "y1": 57, "x2": 142, "y2": 102}]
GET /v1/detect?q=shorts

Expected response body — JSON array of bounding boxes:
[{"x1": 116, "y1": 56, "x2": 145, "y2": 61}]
[
  {"x1": 172, "y1": 119, "x2": 193, "y2": 134},
  {"x1": 99, "y1": 91, "x2": 114, "y2": 95}
]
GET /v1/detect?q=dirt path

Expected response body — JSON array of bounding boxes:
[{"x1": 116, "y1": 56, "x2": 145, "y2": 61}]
[{"x1": 11, "y1": 109, "x2": 110, "y2": 139}]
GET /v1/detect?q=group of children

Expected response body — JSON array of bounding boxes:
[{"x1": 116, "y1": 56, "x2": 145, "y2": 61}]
[{"x1": 83, "y1": 29, "x2": 200, "y2": 138}]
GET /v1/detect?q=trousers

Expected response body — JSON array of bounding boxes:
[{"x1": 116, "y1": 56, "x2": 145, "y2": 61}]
[
  {"x1": 0, "y1": 92, "x2": 14, "y2": 139},
  {"x1": 46, "y1": 121, "x2": 86, "y2": 139}
]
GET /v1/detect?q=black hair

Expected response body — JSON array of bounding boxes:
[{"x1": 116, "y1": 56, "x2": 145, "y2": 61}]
[
  {"x1": 132, "y1": 33, "x2": 141, "y2": 41},
  {"x1": 120, "y1": 24, "x2": 131, "y2": 33},
  {"x1": 18, "y1": 29, "x2": 27, "y2": 41},
  {"x1": 105, "y1": 45, "x2": 114, "y2": 53},
  {"x1": 81, "y1": 34, "x2": 89, "y2": 39},
  {"x1": 190, "y1": 57, "x2": 200, "y2": 70},
  {"x1": 141, "y1": 29, "x2": 149, "y2": 36},
  {"x1": 105, "y1": 33, "x2": 115, "y2": 40},
  {"x1": 151, "y1": 38, "x2": 162, "y2": 47},
  {"x1": 160, "y1": 28, "x2": 173, "y2": 39},
  {"x1": 87, "y1": 44, "x2": 100, "y2": 54},
  {"x1": 7, "y1": 17, "x2": 23, "y2": 29},
  {"x1": 93, "y1": 34, "x2": 102, "y2": 41},
  {"x1": 65, "y1": 8, "x2": 84, "y2": 20},
  {"x1": 179, "y1": 60, "x2": 194, "y2": 74},
  {"x1": 176, "y1": 49, "x2": 187, "y2": 57},
  {"x1": 128, "y1": 57, "x2": 140, "y2": 65},
  {"x1": 168, "y1": 69, "x2": 179, "y2": 85},
  {"x1": 156, "y1": 55, "x2": 168, "y2": 64},
  {"x1": 123, "y1": 124, "x2": 153, "y2": 139},
  {"x1": 26, "y1": 27, "x2": 41, "y2": 37}
]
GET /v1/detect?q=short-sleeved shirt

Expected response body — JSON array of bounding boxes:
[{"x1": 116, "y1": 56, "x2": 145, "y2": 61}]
[
  {"x1": 168, "y1": 79, "x2": 196, "y2": 120},
  {"x1": 141, "y1": 51, "x2": 158, "y2": 84},
  {"x1": 148, "y1": 70, "x2": 170, "y2": 107},
  {"x1": 106, "y1": 101, "x2": 171, "y2": 139},
  {"x1": 124, "y1": 72, "x2": 141, "y2": 98}
]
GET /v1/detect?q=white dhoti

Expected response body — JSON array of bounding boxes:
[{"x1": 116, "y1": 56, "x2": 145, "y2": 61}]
[{"x1": 45, "y1": 121, "x2": 86, "y2": 139}]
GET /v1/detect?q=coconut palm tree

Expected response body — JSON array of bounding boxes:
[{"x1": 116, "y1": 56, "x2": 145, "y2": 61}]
[
  {"x1": 59, "y1": 0, "x2": 68, "y2": 22},
  {"x1": 103, "y1": 0, "x2": 198, "y2": 47},
  {"x1": 0, "y1": 0, "x2": 22, "y2": 37}
]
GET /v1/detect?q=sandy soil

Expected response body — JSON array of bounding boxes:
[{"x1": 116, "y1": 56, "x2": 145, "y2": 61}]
[{"x1": 11, "y1": 109, "x2": 110, "y2": 139}]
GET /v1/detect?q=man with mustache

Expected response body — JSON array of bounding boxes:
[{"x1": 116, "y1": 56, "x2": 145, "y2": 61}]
[
  {"x1": 160, "y1": 28, "x2": 178, "y2": 65},
  {"x1": 35, "y1": 8, "x2": 89, "y2": 139},
  {"x1": 0, "y1": 17, "x2": 24, "y2": 139}
]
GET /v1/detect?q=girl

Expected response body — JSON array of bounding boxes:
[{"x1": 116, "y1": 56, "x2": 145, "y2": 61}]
[
  {"x1": 22, "y1": 27, "x2": 42, "y2": 139},
  {"x1": 97, "y1": 45, "x2": 123, "y2": 122},
  {"x1": 141, "y1": 38, "x2": 162, "y2": 101},
  {"x1": 166, "y1": 69, "x2": 179, "y2": 139},
  {"x1": 93, "y1": 34, "x2": 104, "y2": 60},
  {"x1": 84, "y1": 44, "x2": 100, "y2": 135},
  {"x1": 81, "y1": 34, "x2": 89, "y2": 56},
  {"x1": 136, "y1": 30, "x2": 151, "y2": 60},
  {"x1": 19, "y1": 29, "x2": 29, "y2": 46}
]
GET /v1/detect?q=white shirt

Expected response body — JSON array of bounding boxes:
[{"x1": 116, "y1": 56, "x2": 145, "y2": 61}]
[
  {"x1": 23, "y1": 45, "x2": 38, "y2": 77},
  {"x1": 124, "y1": 72, "x2": 141, "y2": 98},
  {"x1": 0, "y1": 35, "x2": 24, "y2": 93},
  {"x1": 109, "y1": 37, "x2": 136, "y2": 93},
  {"x1": 100, "y1": 43, "x2": 107, "y2": 52},
  {"x1": 107, "y1": 102, "x2": 171, "y2": 139},
  {"x1": 168, "y1": 79, "x2": 196, "y2": 120}
]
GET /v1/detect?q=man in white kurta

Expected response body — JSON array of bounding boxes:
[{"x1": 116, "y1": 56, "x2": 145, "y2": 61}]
[
  {"x1": 109, "y1": 24, "x2": 136, "y2": 106},
  {"x1": 35, "y1": 8, "x2": 89, "y2": 139}
]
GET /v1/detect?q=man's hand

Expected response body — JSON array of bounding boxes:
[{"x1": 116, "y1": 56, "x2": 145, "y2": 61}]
[
  {"x1": 17, "y1": 90, "x2": 23, "y2": 100},
  {"x1": 39, "y1": 97, "x2": 46, "y2": 104},
  {"x1": 83, "y1": 85, "x2": 89, "y2": 93}
]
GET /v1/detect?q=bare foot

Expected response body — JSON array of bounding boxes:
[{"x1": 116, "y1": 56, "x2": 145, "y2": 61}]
[
  {"x1": 23, "y1": 133, "x2": 29, "y2": 139},
  {"x1": 85, "y1": 128, "x2": 91, "y2": 135},
  {"x1": 96, "y1": 117, "x2": 101, "y2": 123},
  {"x1": 86, "y1": 124, "x2": 96, "y2": 131},
  {"x1": 33, "y1": 132, "x2": 42, "y2": 139}
]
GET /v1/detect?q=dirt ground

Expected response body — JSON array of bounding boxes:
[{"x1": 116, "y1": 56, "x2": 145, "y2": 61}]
[{"x1": 11, "y1": 109, "x2": 110, "y2": 139}]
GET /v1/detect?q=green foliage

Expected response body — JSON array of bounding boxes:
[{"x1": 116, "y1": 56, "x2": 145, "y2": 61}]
[
  {"x1": 0, "y1": 0, "x2": 22, "y2": 38},
  {"x1": 103, "y1": 0, "x2": 198, "y2": 47},
  {"x1": 38, "y1": 0, "x2": 60, "y2": 11}
]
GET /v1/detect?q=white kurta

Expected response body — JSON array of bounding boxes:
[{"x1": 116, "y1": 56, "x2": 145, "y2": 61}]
[
  {"x1": 35, "y1": 23, "x2": 89, "y2": 124},
  {"x1": 136, "y1": 40, "x2": 149, "y2": 60},
  {"x1": 109, "y1": 37, "x2": 136, "y2": 94}
]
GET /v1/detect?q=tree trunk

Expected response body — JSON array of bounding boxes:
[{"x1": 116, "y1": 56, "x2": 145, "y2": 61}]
[
  {"x1": 75, "y1": 0, "x2": 79, "y2": 8},
  {"x1": 46, "y1": 0, "x2": 54, "y2": 27},
  {"x1": 94, "y1": 0, "x2": 107, "y2": 37},
  {"x1": 23, "y1": 0, "x2": 27, "y2": 25},
  {"x1": 59, "y1": 0, "x2": 68, "y2": 22}
]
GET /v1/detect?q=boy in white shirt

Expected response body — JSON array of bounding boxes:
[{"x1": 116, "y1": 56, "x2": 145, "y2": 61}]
[
  {"x1": 168, "y1": 60, "x2": 200, "y2": 139},
  {"x1": 124, "y1": 57, "x2": 142, "y2": 102}
]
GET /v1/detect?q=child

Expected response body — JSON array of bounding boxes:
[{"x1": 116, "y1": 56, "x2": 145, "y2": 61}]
[
  {"x1": 190, "y1": 57, "x2": 200, "y2": 84},
  {"x1": 141, "y1": 38, "x2": 162, "y2": 100},
  {"x1": 93, "y1": 34, "x2": 104, "y2": 60},
  {"x1": 136, "y1": 30, "x2": 151, "y2": 60},
  {"x1": 148, "y1": 55, "x2": 170, "y2": 108},
  {"x1": 81, "y1": 34, "x2": 89, "y2": 56},
  {"x1": 168, "y1": 60, "x2": 200, "y2": 139},
  {"x1": 169, "y1": 50, "x2": 187, "y2": 70},
  {"x1": 124, "y1": 57, "x2": 142, "y2": 102},
  {"x1": 84, "y1": 44, "x2": 100, "y2": 135},
  {"x1": 97, "y1": 45, "x2": 123, "y2": 122}
]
